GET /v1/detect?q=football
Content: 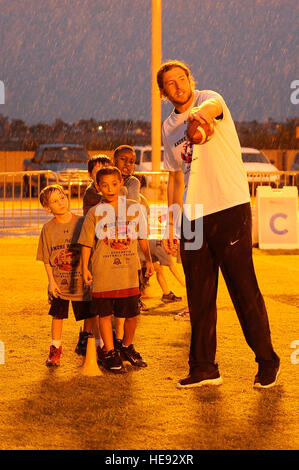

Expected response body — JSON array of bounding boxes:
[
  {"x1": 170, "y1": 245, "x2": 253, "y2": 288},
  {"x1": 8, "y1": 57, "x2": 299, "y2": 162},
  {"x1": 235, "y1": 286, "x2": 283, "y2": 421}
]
[{"x1": 186, "y1": 117, "x2": 214, "y2": 145}]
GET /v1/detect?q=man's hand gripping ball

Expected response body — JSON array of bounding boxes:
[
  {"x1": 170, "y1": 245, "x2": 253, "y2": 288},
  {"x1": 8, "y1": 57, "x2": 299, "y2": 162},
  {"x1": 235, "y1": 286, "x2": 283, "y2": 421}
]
[{"x1": 187, "y1": 107, "x2": 215, "y2": 145}]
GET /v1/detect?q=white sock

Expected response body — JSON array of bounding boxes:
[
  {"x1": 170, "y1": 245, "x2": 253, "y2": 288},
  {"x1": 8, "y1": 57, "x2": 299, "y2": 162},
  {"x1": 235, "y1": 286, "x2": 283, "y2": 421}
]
[
  {"x1": 96, "y1": 338, "x2": 104, "y2": 348},
  {"x1": 52, "y1": 340, "x2": 61, "y2": 348}
]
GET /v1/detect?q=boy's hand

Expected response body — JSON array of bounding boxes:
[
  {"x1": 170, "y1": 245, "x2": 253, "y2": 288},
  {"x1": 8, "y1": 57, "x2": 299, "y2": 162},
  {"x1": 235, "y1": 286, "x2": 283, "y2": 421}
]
[
  {"x1": 163, "y1": 223, "x2": 178, "y2": 255},
  {"x1": 83, "y1": 268, "x2": 93, "y2": 286},
  {"x1": 144, "y1": 261, "x2": 154, "y2": 278},
  {"x1": 48, "y1": 280, "x2": 61, "y2": 299}
]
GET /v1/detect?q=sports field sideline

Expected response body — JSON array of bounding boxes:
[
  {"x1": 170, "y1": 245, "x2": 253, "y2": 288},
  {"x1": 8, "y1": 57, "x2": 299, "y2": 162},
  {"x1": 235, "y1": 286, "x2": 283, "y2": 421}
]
[{"x1": 0, "y1": 236, "x2": 298, "y2": 450}]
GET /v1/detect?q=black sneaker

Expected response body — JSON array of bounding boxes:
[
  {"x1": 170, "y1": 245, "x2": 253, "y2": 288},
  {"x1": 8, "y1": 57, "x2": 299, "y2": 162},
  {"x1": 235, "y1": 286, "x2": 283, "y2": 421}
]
[
  {"x1": 254, "y1": 359, "x2": 280, "y2": 388},
  {"x1": 177, "y1": 370, "x2": 223, "y2": 389},
  {"x1": 75, "y1": 330, "x2": 93, "y2": 356},
  {"x1": 96, "y1": 345, "x2": 107, "y2": 365},
  {"x1": 121, "y1": 344, "x2": 147, "y2": 367},
  {"x1": 103, "y1": 349, "x2": 124, "y2": 372},
  {"x1": 162, "y1": 291, "x2": 182, "y2": 303},
  {"x1": 114, "y1": 338, "x2": 123, "y2": 352}
]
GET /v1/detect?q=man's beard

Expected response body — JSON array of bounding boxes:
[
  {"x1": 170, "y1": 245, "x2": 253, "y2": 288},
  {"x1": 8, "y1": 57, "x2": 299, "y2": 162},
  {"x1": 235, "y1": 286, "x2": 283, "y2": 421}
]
[{"x1": 168, "y1": 90, "x2": 193, "y2": 108}]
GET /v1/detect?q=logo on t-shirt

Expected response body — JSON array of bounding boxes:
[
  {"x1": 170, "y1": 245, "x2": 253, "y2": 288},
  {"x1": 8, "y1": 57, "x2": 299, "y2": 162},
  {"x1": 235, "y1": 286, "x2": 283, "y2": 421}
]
[
  {"x1": 102, "y1": 220, "x2": 135, "y2": 251},
  {"x1": 103, "y1": 237, "x2": 131, "y2": 250},
  {"x1": 181, "y1": 140, "x2": 194, "y2": 163},
  {"x1": 54, "y1": 248, "x2": 80, "y2": 272}
]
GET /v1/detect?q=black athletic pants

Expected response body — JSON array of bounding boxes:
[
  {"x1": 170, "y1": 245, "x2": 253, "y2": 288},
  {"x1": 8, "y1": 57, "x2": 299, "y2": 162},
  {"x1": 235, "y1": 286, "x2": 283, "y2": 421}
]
[{"x1": 180, "y1": 202, "x2": 279, "y2": 376}]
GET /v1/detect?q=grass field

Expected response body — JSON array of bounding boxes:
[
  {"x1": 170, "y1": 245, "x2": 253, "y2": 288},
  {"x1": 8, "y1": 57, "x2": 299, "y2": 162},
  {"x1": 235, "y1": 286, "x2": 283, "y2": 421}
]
[{"x1": 0, "y1": 236, "x2": 298, "y2": 450}]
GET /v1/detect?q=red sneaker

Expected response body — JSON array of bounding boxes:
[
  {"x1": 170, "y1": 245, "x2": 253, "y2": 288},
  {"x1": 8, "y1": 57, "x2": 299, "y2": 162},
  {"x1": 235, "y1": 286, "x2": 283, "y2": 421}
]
[{"x1": 46, "y1": 345, "x2": 62, "y2": 366}]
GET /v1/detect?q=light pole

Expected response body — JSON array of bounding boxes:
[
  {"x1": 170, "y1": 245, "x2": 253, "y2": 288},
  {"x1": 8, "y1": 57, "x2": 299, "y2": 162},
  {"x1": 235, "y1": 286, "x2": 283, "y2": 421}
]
[{"x1": 151, "y1": 0, "x2": 162, "y2": 175}]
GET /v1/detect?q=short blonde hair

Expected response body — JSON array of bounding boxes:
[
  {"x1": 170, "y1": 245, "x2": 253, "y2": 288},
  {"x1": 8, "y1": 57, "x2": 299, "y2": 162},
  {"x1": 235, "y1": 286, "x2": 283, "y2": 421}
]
[
  {"x1": 157, "y1": 60, "x2": 195, "y2": 98},
  {"x1": 39, "y1": 184, "x2": 65, "y2": 207}
]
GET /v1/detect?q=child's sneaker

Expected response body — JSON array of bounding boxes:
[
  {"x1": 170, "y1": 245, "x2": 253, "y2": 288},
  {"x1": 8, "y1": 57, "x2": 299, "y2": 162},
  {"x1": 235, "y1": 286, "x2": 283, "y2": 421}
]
[
  {"x1": 162, "y1": 291, "x2": 182, "y2": 303},
  {"x1": 46, "y1": 345, "x2": 62, "y2": 367},
  {"x1": 75, "y1": 330, "x2": 93, "y2": 356},
  {"x1": 121, "y1": 344, "x2": 147, "y2": 368},
  {"x1": 96, "y1": 345, "x2": 107, "y2": 365},
  {"x1": 114, "y1": 338, "x2": 123, "y2": 352},
  {"x1": 174, "y1": 308, "x2": 190, "y2": 321},
  {"x1": 103, "y1": 349, "x2": 124, "y2": 372}
]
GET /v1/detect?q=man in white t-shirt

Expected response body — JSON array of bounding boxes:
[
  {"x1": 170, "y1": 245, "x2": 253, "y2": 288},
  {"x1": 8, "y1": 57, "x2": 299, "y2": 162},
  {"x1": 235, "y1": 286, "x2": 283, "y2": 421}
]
[{"x1": 158, "y1": 60, "x2": 280, "y2": 389}]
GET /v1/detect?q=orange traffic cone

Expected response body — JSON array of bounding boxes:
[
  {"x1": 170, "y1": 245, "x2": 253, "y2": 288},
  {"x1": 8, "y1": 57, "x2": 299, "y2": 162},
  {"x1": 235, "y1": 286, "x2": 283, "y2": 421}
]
[{"x1": 81, "y1": 336, "x2": 103, "y2": 376}]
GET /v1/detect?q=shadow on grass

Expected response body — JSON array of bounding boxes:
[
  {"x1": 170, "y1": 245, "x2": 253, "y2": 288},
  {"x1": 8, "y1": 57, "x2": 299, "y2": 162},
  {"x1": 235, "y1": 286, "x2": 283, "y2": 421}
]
[
  {"x1": 142, "y1": 308, "x2": 186, "y2": 317},
  {"x1": 244, "y1": 385, "x2": 285, "y2": 449},
  {"x1": 139, "y1": 299, "x2": 188, "y2": 317},
  {"x1": 265, "y1": 294, "x2": 299, "y2": 307},
  {"x1": 3, "y1": 365, "x2": 288, "y2": 450},
  {"x1": 5, "y1": 366, "x2": 144, "y2": 450},
  {"x1": 186, "y1": 383, "x2": 285, "y2": 449}
]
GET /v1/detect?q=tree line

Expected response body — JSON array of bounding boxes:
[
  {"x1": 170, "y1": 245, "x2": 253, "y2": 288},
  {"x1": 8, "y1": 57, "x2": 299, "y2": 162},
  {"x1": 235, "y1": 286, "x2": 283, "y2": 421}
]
[{"x1": 0, "y1": 114, "x2": 298, "y2": 151}]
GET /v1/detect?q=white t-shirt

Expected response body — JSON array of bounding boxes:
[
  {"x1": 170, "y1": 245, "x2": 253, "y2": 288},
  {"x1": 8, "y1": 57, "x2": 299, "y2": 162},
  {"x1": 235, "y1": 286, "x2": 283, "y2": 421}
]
[{"x1": 162, "y1": 90, "x2": 250, "y2": 219}]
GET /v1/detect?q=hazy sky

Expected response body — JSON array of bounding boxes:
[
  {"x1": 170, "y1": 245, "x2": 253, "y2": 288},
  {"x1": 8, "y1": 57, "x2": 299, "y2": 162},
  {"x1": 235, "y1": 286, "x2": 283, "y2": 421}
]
[{"x1": 0, "y1": 0, "x2": 298, "y2": 124}]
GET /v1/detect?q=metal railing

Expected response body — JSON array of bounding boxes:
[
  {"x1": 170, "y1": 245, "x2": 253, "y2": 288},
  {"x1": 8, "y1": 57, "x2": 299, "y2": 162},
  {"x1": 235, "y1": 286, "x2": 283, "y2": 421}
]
[
  {"x1": 247, "y1": 171, "x2": 299, "y2": 196},
  {"x1": 0, "y1": 170, "x2": 298, "y2": 233},
  {"x1": 58, "y1": 170, "x2": 91, "y2": 200},
  {"x1": 0, "y1": 170, "x2": 59, "y2": 231}
]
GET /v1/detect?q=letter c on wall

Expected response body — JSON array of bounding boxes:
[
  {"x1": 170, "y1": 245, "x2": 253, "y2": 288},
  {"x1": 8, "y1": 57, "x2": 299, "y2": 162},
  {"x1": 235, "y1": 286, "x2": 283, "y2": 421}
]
[{"x1": 269, "y1": 213, "x2": 288, "y2": 235}]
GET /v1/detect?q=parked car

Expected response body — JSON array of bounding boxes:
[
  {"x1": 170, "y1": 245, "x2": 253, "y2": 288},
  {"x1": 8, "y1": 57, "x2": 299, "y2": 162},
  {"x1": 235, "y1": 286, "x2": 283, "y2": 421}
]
[
  {"x1": 134, "y1": 146, "x2": 165, "y2": 172},
  {"x1": 133, "y1": 145, "x2": 281, "y2": 189},
  {"x1": 134, "y1": 145, "x2": 166, "y2": 186},
  {"x1": 23, "y1": 143, "x2": 91, "y2": 196},
  {"x1": 241, "y1": 147, "x2": 280, "y2": 185}
]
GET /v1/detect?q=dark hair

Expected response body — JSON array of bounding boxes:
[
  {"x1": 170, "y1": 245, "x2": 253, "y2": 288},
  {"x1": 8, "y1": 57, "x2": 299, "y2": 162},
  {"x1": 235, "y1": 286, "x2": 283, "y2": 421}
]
[
  {"x1": 96, "y1": 166, "x2": 122, "y2": 186},
  {"x1": 88, "y1": 154, "x2": 112, "y2": 174},
  {"x1": 157, "y1": 60, "x2": 195, "y2": 96},
  {"x1": 39, "y1": 184, "x2": 66, "y2": 207},
  {"x1": 113, "y1": 145, "x2": 136, "y2": 161}
]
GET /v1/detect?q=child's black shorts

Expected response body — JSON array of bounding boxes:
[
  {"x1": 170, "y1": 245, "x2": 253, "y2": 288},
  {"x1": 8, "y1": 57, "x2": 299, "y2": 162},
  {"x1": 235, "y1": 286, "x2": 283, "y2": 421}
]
[
  {"x1": 91, "y1": 295, "x2": 139, "y2": 318},
  {"x1": 48, "y1": 297, "x2": 95, "y2": 321}
]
